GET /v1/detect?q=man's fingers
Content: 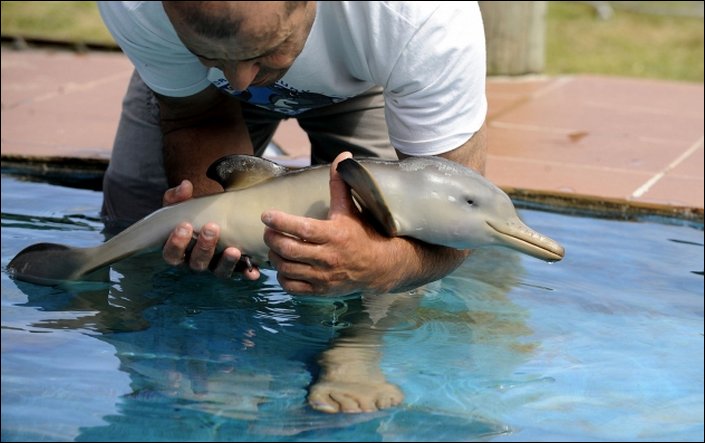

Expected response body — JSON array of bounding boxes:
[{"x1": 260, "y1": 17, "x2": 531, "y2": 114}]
[
  {"x1": 163, "y1": 180, "x2": 194, "y2": 206},
  {"x1": 267, "y1": 249, "x2": 313, "y2": 278},
  {"x1": 188, "y1": 223, "x2": 219, "y2": 271},
  {"x1": 212, "y1": 247, "x2": 241, "y2": 279},
  {"x1": 260, "y1": 152, "x2": 356, "y2": 244},
  {"x1": 163, "y1": 222, "x2": 194, "y2": 265},
  {"x1": 277, "y1": 278, "x2": 314, "y2": 295},
  {"x1": 261, "y1": 211, "x2": 329, "y2": 244},
  {"x1": 328, "y1": 151, "x2": 355, "y2": 218},
  {"x1": 241, "y1": 266, "x2": 261, "y2": 281},
  {"x1": 163, "y1": 221, "x2": 262, "y2": 281}
]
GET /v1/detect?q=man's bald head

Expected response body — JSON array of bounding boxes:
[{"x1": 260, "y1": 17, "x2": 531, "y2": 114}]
[
  {"x1": 162, "y1": 1, "x2": 316, "y2": 91},
  {"x1": 163, "y1": 1, "x2": 306, "y2": 40}
]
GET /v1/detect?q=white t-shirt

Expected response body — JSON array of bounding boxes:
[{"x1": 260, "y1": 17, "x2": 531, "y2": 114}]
[{"x1": 99, "y1": 1, "x2": 487, "y2": 156}]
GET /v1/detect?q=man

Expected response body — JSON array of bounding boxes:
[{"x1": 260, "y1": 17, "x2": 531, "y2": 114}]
[{"x1": 99, "y1": 1, "x2": 487, "y2": 413}]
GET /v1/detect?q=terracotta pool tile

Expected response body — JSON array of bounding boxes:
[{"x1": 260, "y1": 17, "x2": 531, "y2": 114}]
[
  {"x1": 3, "y1": 107, "x2": 117, "y2": 159},
  {"x1": 487, "y1": 96, "x2": 521, "y2": 120},
  {"x1": 632, "y1": 175, "x2": 704, "y2": 209},
  {"x1": 1, "y1": 48, "x2": 132, "y2": 108},
  {"x1": 2, "y1": 80, "x2": 128, "y2": 159},
  {"x1": 2, "y1": 48, "x2": 131, "y2": 159},
  {"x1": 496, "y1": 100, "x2": 702, "y2": 147},
  {"x1": 493, "y1": 76, "x2": 704, "y2": 145},
  {"x1": 486, "y1": 124, "x2": 690, "y2": 174},
  {"x1": 485, "y1": 77, "x2": 554, "y2": 98},
  {"x1": 272, "y1": 119, "x2": 310, "y2": 156},
  {"x1": 486, "y1": 77, "x2": 564, "y2": 120},
  {"x1": 486, "y1": 156, "x2": 653, "y2": 201},
  {"x1": 667, "y1": 140, "x2": 704, "y2": 179},
  {"x1": 21, "y1": 79, "x2": 128, "y2": 117},
  {"x1": 562, "y1": 75, "x2": 704, "y2": 115}
]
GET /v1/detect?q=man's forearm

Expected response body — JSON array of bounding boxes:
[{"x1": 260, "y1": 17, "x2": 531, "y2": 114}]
[
  {"x1": 386, "y1": 238, "x2": 469, "y2": 293},
  {"x1": 162, "y1": 123, "x2": 251, "y2": 196},
  {"x1": 157, "y1": 88, "x2": 253, "y2": 196}
]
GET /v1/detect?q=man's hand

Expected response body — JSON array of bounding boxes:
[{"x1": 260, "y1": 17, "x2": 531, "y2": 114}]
[
  {"x1": 161, "y1": 180, "x2": 261, "y2": 280},
  {"x1": 262, "y1": 152, "x2": 407, "y2": 296}
]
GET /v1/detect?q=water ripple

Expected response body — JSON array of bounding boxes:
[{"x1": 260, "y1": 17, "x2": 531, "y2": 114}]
[{"x1": 1, "y1": 211, "x2": 102, "y2": 232}]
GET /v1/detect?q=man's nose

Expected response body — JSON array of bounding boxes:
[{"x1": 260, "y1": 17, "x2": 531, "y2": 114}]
[{"x1": 224, "y1": 61, "x2": 260, "y2": 91}]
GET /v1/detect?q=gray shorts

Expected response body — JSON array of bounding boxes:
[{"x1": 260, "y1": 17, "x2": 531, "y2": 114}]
[{"x1": 101, "y1": 70, "x2": 394, "y2": 232}]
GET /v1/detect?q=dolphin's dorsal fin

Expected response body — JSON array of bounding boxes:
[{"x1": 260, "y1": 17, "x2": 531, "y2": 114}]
[
  {"x1": 207, "y1": 155, "x2": 289, "y2": 190},
  {"x1": 336, "y1": 158, "x2": 398, "y2": 237}
]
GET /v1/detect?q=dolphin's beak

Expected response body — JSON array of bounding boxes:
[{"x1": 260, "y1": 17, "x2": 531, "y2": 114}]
[{"x1": 487, "y1": 218, "x2": 565, "y2": 262}]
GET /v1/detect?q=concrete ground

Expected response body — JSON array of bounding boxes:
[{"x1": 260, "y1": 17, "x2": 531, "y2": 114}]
[{"x1": 1, "y1": 46, "x2": 703, "y2": 219}]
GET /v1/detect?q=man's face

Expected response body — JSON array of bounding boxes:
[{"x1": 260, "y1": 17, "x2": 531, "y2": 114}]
[{"x1": 164, "y1": 1, "x2": 316, "y2": 91}]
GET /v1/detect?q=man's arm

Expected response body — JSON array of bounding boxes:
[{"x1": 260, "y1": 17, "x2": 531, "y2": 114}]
[
  {"x1": 156, "y1": 86, "x2": 261, "y2": 279},
  {"x1": 262, "y1": 124, "x2": 488, "y2": 296},
  {"x1": 156, "y1": 85, "x2": 253, "y2": 194},
  {"x1": 419, "y1": 123, "x2": 487, "y2": 175}
]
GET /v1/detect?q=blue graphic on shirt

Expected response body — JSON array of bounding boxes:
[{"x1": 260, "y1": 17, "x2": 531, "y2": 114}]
[{"x1": 210, "y1": 76, "x2": 346, "y2": 116}]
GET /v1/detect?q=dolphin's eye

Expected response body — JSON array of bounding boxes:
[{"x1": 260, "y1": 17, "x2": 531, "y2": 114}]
[{"x1": 466, "y1": 199, "x2": 475, "y2": 206}]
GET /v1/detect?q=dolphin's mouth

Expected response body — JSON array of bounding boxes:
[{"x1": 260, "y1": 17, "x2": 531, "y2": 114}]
[{"x1": 486, "y1": 219, "x2": 565, "y2": 262}]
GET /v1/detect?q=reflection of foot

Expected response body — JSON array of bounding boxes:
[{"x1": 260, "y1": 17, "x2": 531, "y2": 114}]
[
  {"x1": 308, "y1": 379, "x2": 403, "y2": 413},
  {"x1": 308, "y1": 347, "x2": 403, "y2": 413}
]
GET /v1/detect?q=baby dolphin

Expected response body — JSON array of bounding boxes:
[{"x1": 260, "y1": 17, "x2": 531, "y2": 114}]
[{"x1": 8, "y1": 155, "x2": 564, "y2": 286}]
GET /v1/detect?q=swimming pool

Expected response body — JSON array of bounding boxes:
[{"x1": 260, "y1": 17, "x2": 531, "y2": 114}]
[{"x1": 2, "y1": 174, "x2": 703, "y2": 441}]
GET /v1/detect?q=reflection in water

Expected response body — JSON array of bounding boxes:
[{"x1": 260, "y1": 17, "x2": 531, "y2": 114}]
[
  {"x1": 6, "y1": 175, "x2": 701, "y2": 441},
  {"x1": 11, "y1": 244, "x2": 530, "y2": 440}
]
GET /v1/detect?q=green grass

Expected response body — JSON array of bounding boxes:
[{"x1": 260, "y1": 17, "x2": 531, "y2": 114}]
[
  {"x1": 1, "y1": 1, "x2": 703, "y2": 82},
  {"x1": 546, "y1": 2, "x2": 704, "y2": 82},
  {"x1": 1, "y1": 1, "x2": 115, "y2": 45}
]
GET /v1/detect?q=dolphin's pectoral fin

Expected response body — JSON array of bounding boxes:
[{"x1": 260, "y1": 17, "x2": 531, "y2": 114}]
[
  {"x1": 337, "y1": 158, "x2": 398, "y2": 237},
  {"x1": 207, "y1": 155, "x2": 290, "y2": 190}
]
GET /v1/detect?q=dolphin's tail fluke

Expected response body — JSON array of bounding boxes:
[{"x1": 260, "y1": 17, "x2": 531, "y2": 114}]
[
  {"x1": 8, "y1": 242, "x2": 100, "y2": 285},
  {"x1": 8, "y1": 202, "x2": 186, "y2": 286}
]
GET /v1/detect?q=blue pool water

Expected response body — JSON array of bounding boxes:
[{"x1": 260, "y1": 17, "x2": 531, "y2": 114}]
[{"x1": 1, "y1": 174, "x2": 703, "y2": 442}]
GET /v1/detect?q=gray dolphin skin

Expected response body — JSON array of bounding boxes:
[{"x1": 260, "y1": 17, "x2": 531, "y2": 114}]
[{"x1": 8, "y1": 155, "x2": 564, "y2": 286}]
